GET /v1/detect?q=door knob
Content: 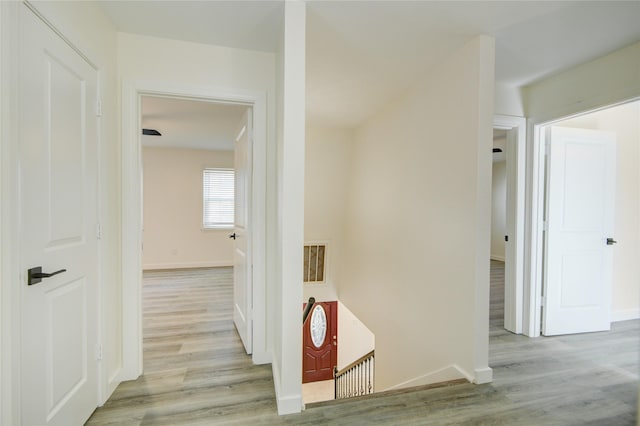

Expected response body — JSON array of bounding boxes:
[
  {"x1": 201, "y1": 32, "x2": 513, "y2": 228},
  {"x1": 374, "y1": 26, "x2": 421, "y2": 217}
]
[
  {"x1": 28, "y1": 266, "x2": 67, "y2": 286},
  {"x1": 229, "y1": 233, "x2": 237, "y2": 240},
  {"x1": 606, "y1": 238, "x2": 617, "y2": 245}
]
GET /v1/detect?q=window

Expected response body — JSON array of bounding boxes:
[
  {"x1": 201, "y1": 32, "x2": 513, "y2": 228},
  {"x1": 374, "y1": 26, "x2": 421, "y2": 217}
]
[
  {"x1": 303, "y1": 243, "x2": 326, "y2": 283},
  {"x1": 203, "y1": 168, "x2": 234, "y2": 228}
]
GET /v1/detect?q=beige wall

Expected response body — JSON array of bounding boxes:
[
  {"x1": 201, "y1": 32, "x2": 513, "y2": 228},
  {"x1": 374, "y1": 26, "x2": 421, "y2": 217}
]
[
  {"x1": 304, "y1": 126, "x2": 354, "y2": 302},
  {"x1": 559, "y1": 101, "x2": 640, "y2": 321},
  {"x1": 142, "y1": 147, "x2": 234, "y2": 269},
  {"x1": 337, "y1": 302, "x2": 375, "y2": 370},
  {"x1": 491, "y1": 160, "x2": 507, "y2": 261},
  {"x1": 339, "y1": 36, "x2": 495, "y2": 390},
  {"x1": 304, "y1": 126, "x2": 376, "y2": 369}
]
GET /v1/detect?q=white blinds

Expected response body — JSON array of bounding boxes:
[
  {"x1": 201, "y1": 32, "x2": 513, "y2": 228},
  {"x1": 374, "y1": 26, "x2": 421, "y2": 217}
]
[{"x1": 203, "y1": 168, "x2": 234, "y2": 227}]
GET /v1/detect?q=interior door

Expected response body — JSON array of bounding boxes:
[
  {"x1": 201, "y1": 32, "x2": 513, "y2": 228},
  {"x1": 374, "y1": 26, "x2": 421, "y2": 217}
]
[
  {"x1": 19, "y1": 4, "x2": 99, "y2": 425},
  {"x1": 504, "y1": 128, "x2": 517, "y2": 333},
  {"x1": 543, "y1": 126, "x2": 616, "y2": 336},
  {"x1": 303, "y1": 301, "x2": 338, "y2": 383},
  {"x1": 233, "y1": 108, "x2": 253, "y2": 354}
]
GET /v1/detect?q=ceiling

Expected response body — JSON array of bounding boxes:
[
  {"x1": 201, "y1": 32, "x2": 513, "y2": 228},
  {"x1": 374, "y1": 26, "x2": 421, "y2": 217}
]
[
  {"x1": 141, "y1": 96, "x2": 247, "y2": 151},
  {"x1": 101, "y1": 0, "x2": 640, "y2": 133}
]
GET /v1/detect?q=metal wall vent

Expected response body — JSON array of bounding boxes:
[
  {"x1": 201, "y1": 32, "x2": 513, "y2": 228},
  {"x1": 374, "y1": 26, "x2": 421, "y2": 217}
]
[{"x1": 303, "y1": 244, "x2": 326, "y2": 283}]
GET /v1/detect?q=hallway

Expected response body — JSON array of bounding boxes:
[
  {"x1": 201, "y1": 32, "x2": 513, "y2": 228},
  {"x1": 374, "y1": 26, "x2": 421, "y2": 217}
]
[{"x1": 88, "y1": 263, "x2": 638, "y2": 425}]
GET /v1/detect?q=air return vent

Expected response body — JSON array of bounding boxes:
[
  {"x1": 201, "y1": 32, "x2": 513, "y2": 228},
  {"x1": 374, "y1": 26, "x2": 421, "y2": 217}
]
[{"x1": 303, "y1": 243, "x2": 326, "y2": 283}]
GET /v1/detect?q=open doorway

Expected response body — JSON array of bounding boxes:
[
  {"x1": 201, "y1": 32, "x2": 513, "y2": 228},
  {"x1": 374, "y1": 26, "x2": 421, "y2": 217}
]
[
  {"x1": 120, "y1": 82, "x2": 269, "y2": 382},
  {"x1": 529, "y1": 99, "x2": 640, "y2": 336},
  {"x1": 492, "y1": 115, "x2": 526, "y2": 335},
  {"x1": 139, "y1": 96, "x2": 250, "y2": 370}
]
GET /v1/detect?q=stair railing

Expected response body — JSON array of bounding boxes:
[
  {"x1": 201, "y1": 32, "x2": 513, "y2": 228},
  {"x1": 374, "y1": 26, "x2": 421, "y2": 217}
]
[
  {"x1": 334, "y1": 350, "x2": 375, "y2": 399},
  {"x1": 302, "y1": 297, "x2": 316, "y2": 324}
]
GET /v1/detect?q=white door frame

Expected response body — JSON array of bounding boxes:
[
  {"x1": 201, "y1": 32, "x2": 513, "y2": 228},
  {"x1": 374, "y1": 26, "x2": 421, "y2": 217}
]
[
  {"x1": 120, "y1": 80, "x2": 269, "y2": 381},
  {"x1": 493, "y1": 115, "x2": 526, "y2": 335},
  {"x1": 525, "y1": 97, "x2": 639, "y2": 337},
  {"x1": 0, "y1": 2, "x2": 19, "y2": 422}
]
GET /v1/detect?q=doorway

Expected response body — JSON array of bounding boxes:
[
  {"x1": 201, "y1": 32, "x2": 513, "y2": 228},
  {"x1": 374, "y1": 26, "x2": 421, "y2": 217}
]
[
  {"x1": 529, "y1": 100, "x2": 640, "y2": 336},
  {"x1": 139, "y1": 95, "x2": 249, "y2": 364},
  {"x1": 120, "y1": 81, "x2": 269, "y2": 382},
  {"x1": 492, "y1": 115, "x2": 526, "y2": 335}
]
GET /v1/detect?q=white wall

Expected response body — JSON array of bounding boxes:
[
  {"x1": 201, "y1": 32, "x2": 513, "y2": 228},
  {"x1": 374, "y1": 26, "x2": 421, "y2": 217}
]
[
  {"x1": 494, "y1": 82, "x2": 524, "y2": 117},
  {"x1": 524, "y1": 42, "x2": 640, "y2": 122},
  {"x1": 304, "y1": 126, "x2": 354, "y2": 302},
  {"x1": 491, "y1": 160, "x2": 507, "y2": 261},
  {"x1": 337, "y1": 302, "x2": 375, "y2": 370},
  {"x1": 0, "y1": 1, "x2": 119, "y2": 421},
  {"x1": 339, "y1": 36, "x2": 495, "y2": 390},
  {"x1": 558, "y1": 102, "x2": 640, "y2": 321},
  {"x1": 142, "y1": 147, "x2": 234, "y2": 270}
]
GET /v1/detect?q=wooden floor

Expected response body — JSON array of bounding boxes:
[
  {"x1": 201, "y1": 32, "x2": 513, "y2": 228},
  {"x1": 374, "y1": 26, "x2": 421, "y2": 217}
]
[{"x1": 87, "y1": 262, "x2": 638, "y2": 425}]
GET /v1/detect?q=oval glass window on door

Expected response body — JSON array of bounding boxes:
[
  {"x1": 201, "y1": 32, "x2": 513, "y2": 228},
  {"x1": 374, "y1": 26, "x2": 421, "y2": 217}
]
[{"x1": 310, "y1": 304, "x2": 327, "y2": 348}]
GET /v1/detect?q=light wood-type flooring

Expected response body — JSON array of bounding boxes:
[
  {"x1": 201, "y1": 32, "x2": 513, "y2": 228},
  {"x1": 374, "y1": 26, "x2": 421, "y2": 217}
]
[{"x1": 87, "y1": 262, "x2": 638, "y2": 425}]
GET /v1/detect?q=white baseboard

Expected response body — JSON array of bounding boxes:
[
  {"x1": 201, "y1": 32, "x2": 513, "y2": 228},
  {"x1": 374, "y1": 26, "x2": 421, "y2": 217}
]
[
  {"x1": 490, "y1": 254, "x2": 505, "y2": 262},
  {"x1": 102, "y1": 368, "x2": 121, "y2": 406},
  {"x1": 474, "y1": 367, "x2": 493, "y2": 384},
  {"x1": 252, "y1": 350, "x2": 272, "y2": 365},
  {"x1": 271, "y1": 362, "x2": 303, "y2": 415},
  {"x1": 142, "y1": 260, "x2": 232, "y2": 270},
  {"x1": 612, "y1": 309, "x2": 640, "y2": 322},
  {"x1": 384, "y1": 364, "x2": 469, "y2": 391}
]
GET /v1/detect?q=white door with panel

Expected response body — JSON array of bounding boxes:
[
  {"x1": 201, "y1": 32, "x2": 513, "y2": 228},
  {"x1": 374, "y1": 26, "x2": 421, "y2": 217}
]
[
  {"x1": 19, "y1": 5, "x2": 100, "y2": 425},
  {"x1": 233, "y1": 109, "x2": 253, "y2": 354},
  {"x1": 543, "y1": 126, "x2": 616, "y2": 336}
]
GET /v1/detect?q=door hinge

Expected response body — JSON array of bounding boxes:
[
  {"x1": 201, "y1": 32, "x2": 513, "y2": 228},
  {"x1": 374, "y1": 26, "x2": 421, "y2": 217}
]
[
  {"x1": 96, "y1": 344, "x2": 103, "y2": 361},
  {"x1": 541, "y1": 296, "x2": 546, "y2": 307},
  {"x1": 96, "y1": 98, "x2": 103, "y2": 117},
  {"x1": 96, "y1": 223, "x2": 102, "y2": 240},
  {"x1": 543, "y1": 221, "x2": 548, "y2": 232}
]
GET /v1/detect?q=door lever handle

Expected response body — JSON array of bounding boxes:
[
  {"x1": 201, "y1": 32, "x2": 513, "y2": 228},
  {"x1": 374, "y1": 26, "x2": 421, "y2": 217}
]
[
  {"x1": 606, "y1": 238, "x2": 617, "y2": 245},
  {"x1": 28, "y1": 267, "x2": 67, "y2": 286},
  {"x1": 229, "y1": 233, "x2": 237, "y2": 240}
]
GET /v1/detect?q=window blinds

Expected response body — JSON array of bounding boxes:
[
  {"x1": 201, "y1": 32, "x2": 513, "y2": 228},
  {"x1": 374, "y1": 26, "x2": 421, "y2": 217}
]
[{"x1": 203, "y1": 168, "x2": 234, "y2": 227}]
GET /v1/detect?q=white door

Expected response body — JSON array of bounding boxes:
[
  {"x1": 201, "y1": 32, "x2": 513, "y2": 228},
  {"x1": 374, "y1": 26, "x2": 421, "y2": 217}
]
[
  {"x1": 19, "y1": 5, "x2": 99, "y2": 425},
  {"x1": 233, "y1": 109, "x2": 253, "y2": 354},
  {"x1": 504, "y1": 128, "x2": 517, "y2": 333},
  {"x1": 543, "y1": 126, "x2": 616, "y2": 336}
]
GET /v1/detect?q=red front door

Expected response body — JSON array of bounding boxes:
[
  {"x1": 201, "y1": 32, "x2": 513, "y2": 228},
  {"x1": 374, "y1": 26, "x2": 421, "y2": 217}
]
[{"x1": 303, "y1": 301, "x2": 337, "y2": 383}]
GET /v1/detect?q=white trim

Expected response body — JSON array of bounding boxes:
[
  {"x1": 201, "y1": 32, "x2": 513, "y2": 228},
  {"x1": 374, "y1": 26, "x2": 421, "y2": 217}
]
[
  {"x1": 120, "y1": 80, "x2": 269, "y2": 382},
  {"x1": 526, "y1": 97, "x2": 640, "y2": 338},
  {"x1": 271, "y1": 362, "x2": 303, "y2": 415},
  {"x1": 493, "y1": 115, "x2": 526, "y2": 335},
  {"x1": 473, "y1": 367, "x2": 493, "y2": 384},
  {"x1": 0, "y1": 2, "x2": 19, "y2": 423},
  {"x1": 142, "y1": 261, "x2": 233, "y2": 271},
  {"x1": 612, "y1": 309, "x2": 640, "y2": 322}
]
